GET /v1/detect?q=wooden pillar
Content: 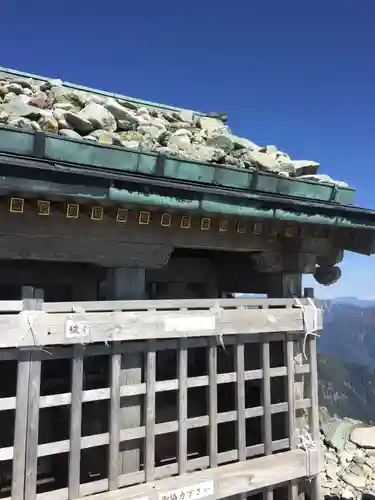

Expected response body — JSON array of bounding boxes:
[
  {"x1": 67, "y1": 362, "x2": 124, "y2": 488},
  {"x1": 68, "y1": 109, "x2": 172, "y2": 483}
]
[
  {"x1": 268, "y1": 273, "x2": 306, "y2": 427},
  {"x1": 105, "y1": 267, "x2": 145, "y2": 475},
  {"x1": 268, "y1": 273, "x2": 305, "y2": 500}
]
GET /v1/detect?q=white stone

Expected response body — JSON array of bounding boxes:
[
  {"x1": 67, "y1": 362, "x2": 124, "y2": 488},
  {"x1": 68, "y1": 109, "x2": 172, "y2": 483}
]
[
  {"x1": 179, "y1": 110, "x2": 194, "y2": 123},
  {"x1": 167, "y1": 131, "x2": 191, "y2": 151},
  {"x1": 77, "y1": 102, "x2": 117, "y2": 132},
  {"x1": 105, "y1": 98, "x2": 137, "y2": 121},
  {"x1": 90, "y1": 129, "x2": 114, "y2": 144},
  {"x1": 59, "y1": 129, "x2": 82, "y2": 139},
  {"x1": 138, "y1": 124, "x2": 166, "y2": 141},
  {"x1": 206, "y1": 134, "x2": 233, "y2": 152},
  {"x1": 283, "y1": 160, "x2": 320, "y2": 177},
  {"x1": 65, "y1": 111, "x2": 94, "y2": 133},
  {"x1": 351, "y1": 427, "x2": 375, "y2": 449},
  {"x1": 40, "y1": 78, "x2": 63, "y2": 90},
  {"x1": 199, "y1": 116, "x2": 223, "y2": 133},
  {"x1": 342, "y1": 488, "x2": 355, "y2": 499},
  {"x1": 83, "y1": 135, "x2": 98, "y2": 142},
  {"x1": 339, "y1": 471, "x2": 366, "y2": 489},
  {"x1": 7, "y1": 83, "x2": 24, "y2": 94},
  {"x1": 244, "y1": 150, "x2": 280, "y2": 171}
]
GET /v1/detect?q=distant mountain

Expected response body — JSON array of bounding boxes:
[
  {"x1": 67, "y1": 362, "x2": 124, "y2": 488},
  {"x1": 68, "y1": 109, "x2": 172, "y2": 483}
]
[
  {"x1": 318, "y1": 353, "x2": 375, "y2": 423},
  {"x1": 318, "y1": 300, "x2": 375, "y2": 366},
  {"x1": 327, "y1": 296, "x2": 375, "y2": 307},
  {"x1": 316, "y1": 298, "x2": 375, "y2": 422}
]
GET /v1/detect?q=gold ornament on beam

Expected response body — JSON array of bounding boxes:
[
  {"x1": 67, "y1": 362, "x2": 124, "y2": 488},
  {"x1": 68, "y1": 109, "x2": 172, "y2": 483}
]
[
  {"x1": 219, "y1": 219, "x2": 229, "y2": 232},
  {"x1": 66, "y1": 204, "x2": 80, "y2": 219},
  {"x1": 91, "y1": 206, "x2": 104, "y2": 221},
  {"x1": 116, "y1": 208, "x2": 128, "y2": 223},
  {"x1": 138, "y1": 211, "x2": 151, "y2": 225},
  {"x1": 9, "y1": 197, "x2": 24, "y2": 213},
  {"x1": 37, "y1": 200, "x2": 51, "y2": 216},
  {"x1": 200, "y1": 217, "x2": 211, "y2": 231},
  {"x1": 180, "y1": 215, "x2": 191, "y2": 229},
  {"x1": 160, "y1": 213, "x2": 172, "y2": 227},
  {"x1": 236, "y1": 221, "x2": 246, "y2": 234},
  {"x1": 252, "y1": 222, "x2": 262, "y2": 235}
]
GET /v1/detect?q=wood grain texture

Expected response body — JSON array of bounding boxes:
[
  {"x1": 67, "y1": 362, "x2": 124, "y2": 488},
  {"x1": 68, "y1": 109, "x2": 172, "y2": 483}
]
[
  {"x1": 81, "y1": 450, "x2": 308, "y2": 500},
  {"x1": 68, "y1": 345, "x2": 84, "y2": 499},
  {"x1": 24, "y1": 353, "x2": 41, "y2": 500},
  {"x1": 0, "y1": 306, "x2": 317, "y2": 348},
  {"x1": 108, "y1": 350, "x2": 121, "y2": 490}
]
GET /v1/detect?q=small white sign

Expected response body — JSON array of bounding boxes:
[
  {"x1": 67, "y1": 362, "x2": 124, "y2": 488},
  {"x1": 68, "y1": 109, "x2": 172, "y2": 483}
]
[
  {"x1": 164, "y1": 316, "x2": 215, "y2": 333},
  {"x1": 158, "y1": 480, "x2": 214, "y2": 500},
  {"x1": 65, "y1": 318, "x2": 90, "y2": 339}
]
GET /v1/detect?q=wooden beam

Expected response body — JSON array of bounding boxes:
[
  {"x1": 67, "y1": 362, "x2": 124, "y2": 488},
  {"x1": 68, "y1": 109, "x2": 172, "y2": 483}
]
[
  {"x1": 81, "y1": 450, "x2": 308, "y2": 500},
  {"x1": 0, "y1": 306, "x2": 321, "y2": 348}
]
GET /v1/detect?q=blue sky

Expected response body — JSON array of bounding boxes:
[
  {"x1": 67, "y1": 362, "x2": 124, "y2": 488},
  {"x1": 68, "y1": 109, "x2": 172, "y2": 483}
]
[{"x1": 2, "y1": 0, "x2": 375, "y2": 298}]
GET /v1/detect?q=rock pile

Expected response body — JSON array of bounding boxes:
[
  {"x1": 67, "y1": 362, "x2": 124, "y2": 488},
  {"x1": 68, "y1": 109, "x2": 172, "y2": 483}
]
[
  {"x1": 0, "y1": 74, "x2": 347, "y2": 187},
  {"x1": 321, "y1": 413, "x2": 375, "y2": 499}
]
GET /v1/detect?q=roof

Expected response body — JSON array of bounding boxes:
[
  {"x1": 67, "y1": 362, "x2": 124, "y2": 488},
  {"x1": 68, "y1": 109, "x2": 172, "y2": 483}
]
[{"x1": 0, "y1": 67, "x2": 374, "y2": 257}]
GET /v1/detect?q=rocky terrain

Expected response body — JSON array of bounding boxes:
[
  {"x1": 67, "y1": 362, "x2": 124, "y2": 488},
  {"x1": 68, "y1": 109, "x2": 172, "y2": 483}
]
[
  {"x1": 320, "y1": 411, "x2": 375, "y2": 499},
  {"x1": 0, "y1": 73, "x2": 347, "y2": 186}
]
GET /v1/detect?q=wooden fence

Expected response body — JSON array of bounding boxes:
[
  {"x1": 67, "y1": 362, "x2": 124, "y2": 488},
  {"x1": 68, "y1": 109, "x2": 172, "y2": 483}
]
[{"x1": 0, "y1": 293, "x2": 322, "y2": 500}]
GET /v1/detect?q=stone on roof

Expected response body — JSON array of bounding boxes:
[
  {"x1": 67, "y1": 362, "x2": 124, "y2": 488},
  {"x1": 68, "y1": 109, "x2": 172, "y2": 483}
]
[{"x1": 0, "y1": 75, "x2": 347, "y2": 187}]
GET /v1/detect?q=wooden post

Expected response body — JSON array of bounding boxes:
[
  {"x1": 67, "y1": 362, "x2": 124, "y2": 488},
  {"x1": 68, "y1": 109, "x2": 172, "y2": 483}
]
[
  {"x1": 11, "y1": 286, "x2": 34, "y2": 500},
  {"x1": 105, "y1": 267, "x2": 145, "y2": 475},
  {"x1": 268, "y1": 273, "x2": 305, "y2": 500},
  {"x1": 268, "y1": 273, "x2": 304, "y2": 428},
  {"x1": 305, "y1": 287, "x2": 322, "y2": 500}
]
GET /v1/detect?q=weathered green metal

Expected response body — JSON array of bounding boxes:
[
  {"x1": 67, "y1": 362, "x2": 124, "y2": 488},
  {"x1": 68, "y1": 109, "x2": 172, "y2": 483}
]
[
  {"x1": 0, "y1": 126, "x2": 356, "y2": 205},
  {"x1": 0, "y1": 173, "x2": 374, "y2": 231}
]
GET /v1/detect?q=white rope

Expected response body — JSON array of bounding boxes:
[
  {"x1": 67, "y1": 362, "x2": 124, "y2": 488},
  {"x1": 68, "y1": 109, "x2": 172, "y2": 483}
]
[
  {"x1": 213, "y1": 300, "x2": 226, "y2": 351},
  {"x1": 294, "y1": 296, "x2": 320, "y2": 360},
  {"x1": 20, "y1": 310, "x2": 52, "y2": 355},
  {"x1": 296, "y1": 430, "x2": 317, "y2": 451},
  {"x1": 296, "y1": 430, "x2": 321, "y2": 479}
]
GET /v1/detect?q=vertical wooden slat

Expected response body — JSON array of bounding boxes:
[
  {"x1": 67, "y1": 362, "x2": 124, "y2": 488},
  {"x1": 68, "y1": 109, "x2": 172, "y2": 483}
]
[
  {"x1": 208, "y1": 337, "x2": 218, "y2": 468},
  {"x1": 287, "y1": 336, "x2": 298, "y2": 499},
  {"x1": 269, "y1": 274, "x2": 304, "y2": 499},
  {"x1": 308, "y1": 330, "x2": 321, "y2": 500},
  {"x1": 68, "y1": 344, "x2": 84, "y2": 499},
  {"x1": 262, "y1": 340, "x2": 273, "y2": 500},
  {"x1": 108, "y1": 348, "x2": 121, "y2": 490},
  {"x1": 12, "y1": 286, "x2": 34, "y2": 500},
  {"x1": 178, "y1": 338, "x2": 188, "y2": 474},
  {"x1": 105, "y1": 267, "x2": 145, "y2": 475},
  {"x1": 12, "y1": 350, "x2": 31, "y2": 500},
  {"x1": 236, "y1": 339, "x2": 246, "y2": 462},
  {"x1": 24, "y1": 352, "x2": 41, "y2": 500},
  {"x1": 236, "y1": 338, "x2": 247, "y2": 500},
  {"x1": 145, "y1": 340, "x2": 156, "y2": 482},
  {"x1": 303, "y1": 286, "x2": 321, "y2": 500}
]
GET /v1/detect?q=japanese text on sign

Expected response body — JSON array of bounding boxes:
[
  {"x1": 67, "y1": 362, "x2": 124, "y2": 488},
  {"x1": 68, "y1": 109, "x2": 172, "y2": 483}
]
[
  {"x1": 158, "y1": 480, "x2": 214, "y2": 500},
  {"x1": 65, "y1": 319, "x2": 90, "y2": 339}
]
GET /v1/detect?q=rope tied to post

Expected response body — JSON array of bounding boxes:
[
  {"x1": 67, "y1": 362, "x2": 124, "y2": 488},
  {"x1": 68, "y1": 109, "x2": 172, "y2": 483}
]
[
  {"x1": 294, "y1": 296, "x2": 320, "y2": 360},
  {"x1": 20, "y1": 310, "x2": 52, "y2": 355},
  {"x1": 296, "y1": 429, "x2": 322, "y2": 479}
]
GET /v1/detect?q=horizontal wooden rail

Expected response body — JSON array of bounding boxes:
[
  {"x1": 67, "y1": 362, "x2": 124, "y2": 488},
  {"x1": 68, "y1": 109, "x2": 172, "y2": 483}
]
[
  {"x1": 0, "y1": 304, "x2": 321, "y2": 348},
  {"x1": 79, "y1": 450, "x2": 310, "y2": 500},
  {"x1": 0, "y1": 297, "x2": 316, "y2": 314}
]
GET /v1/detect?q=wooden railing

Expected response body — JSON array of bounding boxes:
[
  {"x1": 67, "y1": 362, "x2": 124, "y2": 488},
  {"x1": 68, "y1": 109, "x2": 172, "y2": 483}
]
[{"x1": 0, "y1": 296, "x2": 322, "y2": 500}]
